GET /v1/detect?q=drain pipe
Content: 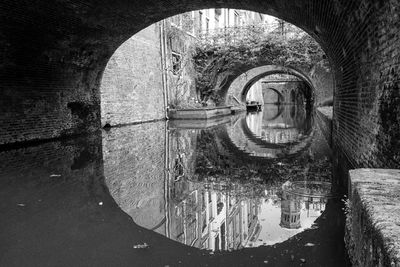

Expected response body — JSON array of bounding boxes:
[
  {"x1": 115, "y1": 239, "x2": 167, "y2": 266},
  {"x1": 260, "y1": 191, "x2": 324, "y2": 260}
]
[
  {"x1": 163, "y1": 120, "x2": 170, "y2": 238},
  {"x1": 160, "y1": 20, "x2": 169, "y2": 120}
]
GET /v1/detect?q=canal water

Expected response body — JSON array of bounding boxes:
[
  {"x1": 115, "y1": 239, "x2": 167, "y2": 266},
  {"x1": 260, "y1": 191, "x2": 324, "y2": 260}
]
[{"x1": 0, "y1": 104, "x2": 350, "y2": 266}]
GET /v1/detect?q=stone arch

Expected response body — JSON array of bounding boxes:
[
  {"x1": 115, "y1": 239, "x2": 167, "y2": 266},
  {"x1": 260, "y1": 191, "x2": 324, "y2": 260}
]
[
  {"x1": 226, "y1": 65, "x2": 315, "y2": 107},
  {"x1": 1, "y1": 0, "x2": 399, "y2": 167}
]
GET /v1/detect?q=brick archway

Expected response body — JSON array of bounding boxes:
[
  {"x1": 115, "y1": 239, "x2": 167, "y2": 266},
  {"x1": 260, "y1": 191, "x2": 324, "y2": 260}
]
[
  {"x1": 224, "y1": 65, "x2": 314, "y2": 106},
  {"x1": 1, "y1": 0, "x2": 399, "y2": 167}
]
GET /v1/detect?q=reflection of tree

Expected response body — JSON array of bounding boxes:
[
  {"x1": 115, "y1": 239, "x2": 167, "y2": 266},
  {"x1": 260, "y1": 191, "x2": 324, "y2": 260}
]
[
  {"x1": 170, "y1": 130, "x2": 199, "y2": 182},
  {"x1": 192, "y1": 116, "x2": 331, "y2": 190},
  {"x1": 173, "y1": 154, "x2": 185, "y2": 181}
]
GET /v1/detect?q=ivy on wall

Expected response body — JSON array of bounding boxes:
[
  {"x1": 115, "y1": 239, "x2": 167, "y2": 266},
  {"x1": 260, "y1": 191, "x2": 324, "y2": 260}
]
[{"x1": 193, "y1": 25, "x2": 328, "y2": 104}]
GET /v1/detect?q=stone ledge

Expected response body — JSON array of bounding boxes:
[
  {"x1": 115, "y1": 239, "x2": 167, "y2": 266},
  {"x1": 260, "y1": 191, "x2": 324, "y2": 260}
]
[
  {"x1": 317, "y1": 106, "x2": 333, "y2": 120},
  {"x1": 346, "y1": 168, "x2": 400, "y2": 267},
  {"x1": 169, "y1": 115, "x2": 232, "y2": 129},
  {"x1": 316, "y1": 107, "x2": 333, "y2": 147},
  {"x1": 168, "y1": 106, "x2": 232, "y2": 120}
]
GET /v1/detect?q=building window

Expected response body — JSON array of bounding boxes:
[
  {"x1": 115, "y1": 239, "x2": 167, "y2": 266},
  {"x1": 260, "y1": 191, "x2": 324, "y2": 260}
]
[
  {"x1": 171, "y1": 14, "x2": 182, "y2": 28},
  {"x1": 234, "y1": 11, "x2": 239, "y2": 26},
  {"x1": 171, "y1": 52, "x2": 181, "y2": 75},
  {"x1": 199, "y1": 11, "x2": 203, "y2": 31},
  {"x1": 215, "y1": 14, "x2": 220, "y2": 28}
]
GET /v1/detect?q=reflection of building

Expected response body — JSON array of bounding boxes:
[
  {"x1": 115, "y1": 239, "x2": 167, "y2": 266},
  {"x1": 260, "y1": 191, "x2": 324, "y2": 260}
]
[
  {"x1": 279, "y1": 181, "x2": 330, "y2": 230},
  {"x1": 280, "y1": 191, "x2": 301, "y2": 229},
  {"x1": 165, "y1": 180, "x2": 262, "y2": 251}
]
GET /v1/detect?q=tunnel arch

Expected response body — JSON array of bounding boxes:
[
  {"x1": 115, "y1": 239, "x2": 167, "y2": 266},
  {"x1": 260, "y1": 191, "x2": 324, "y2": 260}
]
[
  {"x1": 1, "y1": 0, "x2": 400, "y2": 168},
  {"x1": 225, "y1": 65, "x2": 315, "y2": 106}
]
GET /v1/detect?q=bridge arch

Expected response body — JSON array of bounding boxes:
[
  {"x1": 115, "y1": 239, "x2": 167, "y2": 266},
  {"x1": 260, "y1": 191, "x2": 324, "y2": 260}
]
[{"x1": 225, "y1": 65, "x2": 315, "y2": 107}]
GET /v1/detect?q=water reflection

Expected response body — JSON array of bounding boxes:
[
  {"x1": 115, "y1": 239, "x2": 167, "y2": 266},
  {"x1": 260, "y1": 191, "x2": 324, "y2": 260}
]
[
  {"x1": 0, "y1": 105, "x2": 348, "y2": 266},
  {"x1": 164, "y1": 179, "x2": 263, "y2": 250},
  {"x1": 159, "y1": 177, "x2": 335, "y2": 251},
  {"x1": 230, "y1": 104, "x2": 313, "y2": 159},
  {"x1": 106, "y1": 104, "x2": 339, "y2": 251}
]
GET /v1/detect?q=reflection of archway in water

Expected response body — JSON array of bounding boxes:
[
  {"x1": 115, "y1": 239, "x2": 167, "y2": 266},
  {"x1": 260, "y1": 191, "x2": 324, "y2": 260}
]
[
  {"x1": 249, "y1": 104, "x2": 313, "y2": 137},
  {"x1": 261, "y1": 104, "x2": 285, "y2": 121},
  {"x1": 242, "y1": 119, "x2": 300, "y2": 147},
  {"x1": 245, "y1": 105, "x2": 314, "y2": 143},
  {"x1": 102, "y1": 118, "x2": 336, "y2": 253},
  {"x1": 226, "y1": 112, "x2": 314, "y2": 161},
  {"x1": 280, "y1": 180, "x2": 338, "y2": 230}
]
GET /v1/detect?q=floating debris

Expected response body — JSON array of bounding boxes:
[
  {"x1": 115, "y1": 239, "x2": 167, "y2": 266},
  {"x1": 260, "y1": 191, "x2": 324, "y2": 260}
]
[
  {"x1": 263, "y1": 260, "x2": 268, "y2": 264},
  {"x1": 300, "y1": 258, "x2": 306, "y2": 263},
  {"x1": 98, "y1": 202, "x2": 103, "y2": 206},
  {"x1": 304, "y1": 243, "x2": 315, "y2": 247},
  {"x1": 49, "y1": 174, "x2": 61, "y2": 177},
  {"x1": 133, "y1": 243, "x2": 149, "y2": 249},
  {"x1": 17, "y1": 203, "x2": 26, "y2": 207}
]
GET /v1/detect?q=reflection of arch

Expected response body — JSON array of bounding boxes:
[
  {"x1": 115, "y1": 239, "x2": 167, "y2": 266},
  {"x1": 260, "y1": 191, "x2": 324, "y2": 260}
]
[
  {"x1": 225, "y1": 65, "x2": 315, "y2": 105},
  {"x1": 263, "y1": 87, "x2": 285, "y2": 104},
  {"x1": 263, "y1": 104, "x2": 285, "y2": 121},
  {"x1": 242, "y1": 119, "x2": 299, "y2": 148},
  {"x1": 224, "y1": 110, "x2": 315, "y2": 161}
]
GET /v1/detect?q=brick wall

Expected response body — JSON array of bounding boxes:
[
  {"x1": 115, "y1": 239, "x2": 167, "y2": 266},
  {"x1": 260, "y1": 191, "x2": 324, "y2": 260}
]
[
  {"x1": 331, "y1": 0, "x2": 400, "y2": 168},
  {"x1": 100, "y1": 24, "x2": 165, "y2": 126},
  {"x1": 165, "y1": 25, "x2": 199, "y2": 109},
  {"x1": 311, "y1": 62, "x2": 335, "y2": 105},
  {"x1": 100, "y1": 22, "x2": 198, "y2": 127}
]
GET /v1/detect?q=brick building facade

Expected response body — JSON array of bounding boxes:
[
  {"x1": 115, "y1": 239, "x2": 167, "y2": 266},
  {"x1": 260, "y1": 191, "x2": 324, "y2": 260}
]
[{"x1": 100, "y1": 9, "x2": 266, "y2": 126}]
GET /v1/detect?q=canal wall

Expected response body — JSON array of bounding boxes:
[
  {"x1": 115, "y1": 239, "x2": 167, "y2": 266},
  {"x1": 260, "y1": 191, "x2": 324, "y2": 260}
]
[
  {"x1": 345, "y1": 169, "x2": 400, "y2": 267},
  {"x1": 100, "y1": 23, "x2": 166, "y2": 127},
  {"x1": 100, "y1": 21, "x2": 198, "y2": 127},
  {"x1": 316, "y1": 107, "x2": 333, "y2": 147},
  {"x1": 102, "y1": 122, "x2": 167, "y2": 234}
]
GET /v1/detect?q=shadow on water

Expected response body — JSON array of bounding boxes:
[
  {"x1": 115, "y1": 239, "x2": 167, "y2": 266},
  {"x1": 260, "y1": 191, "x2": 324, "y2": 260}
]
[{"x1": 0, "y1": 104, "x2": 350, "y2": 266}]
